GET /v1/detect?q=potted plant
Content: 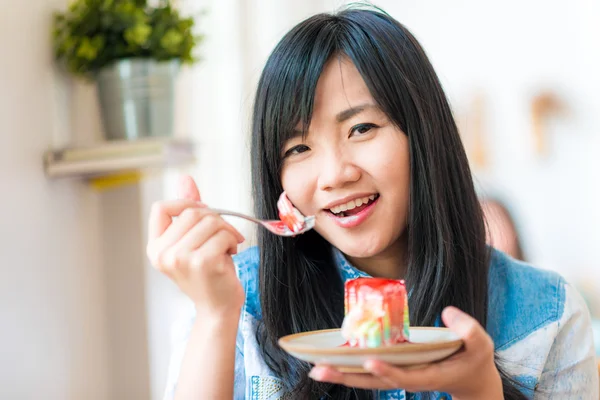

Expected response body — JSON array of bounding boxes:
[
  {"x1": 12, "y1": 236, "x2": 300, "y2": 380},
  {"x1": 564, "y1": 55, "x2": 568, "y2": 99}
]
[{"x1": 53, "y1": 0, "x2": 202, "y2": 140}]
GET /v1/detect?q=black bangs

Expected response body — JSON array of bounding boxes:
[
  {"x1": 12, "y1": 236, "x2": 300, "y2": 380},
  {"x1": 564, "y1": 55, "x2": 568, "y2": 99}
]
[
  {"x1": 338, "y1": 10, "x2": 415, "y2": 135},
  {"x1": 254, "y1": 15, "x2": 341, "y2": 178}
]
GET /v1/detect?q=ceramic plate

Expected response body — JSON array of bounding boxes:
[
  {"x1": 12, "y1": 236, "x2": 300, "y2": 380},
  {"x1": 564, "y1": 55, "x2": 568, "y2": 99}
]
[{"x1": 278, "y1": 327, "x2": 463, "y2": 373}]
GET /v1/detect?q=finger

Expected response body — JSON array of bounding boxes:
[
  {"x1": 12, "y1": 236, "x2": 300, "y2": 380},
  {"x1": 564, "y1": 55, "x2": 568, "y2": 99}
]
[
  {"x1": 363, "y1": 360, "x2": 444, "y2": 392},
  {"x1": 161, "y1": 208, "x2": 244, "y2": 247},
  {"x1": 172, "y1": 214, "x2": 244, "y2": 253},
  {"x1": 308, "y1": 366, "x2": 395, "y2": 389},
  {"x1": 148, "y1": 205, "x2": 206, "y2": 268},
  {"x1": 190, "y1": 229, "x2": 239, "y2": 272},
  {"x1": 158, "y1": 227, "x2": 238, "y2": 276},
  {"x1": 442, "y1": 306, "x2": 493, "y2": 353},
  {"x1": 154, "y1": 250, "x2": 188, "y2": 282},
  {"x1": 148, "y1": 199, "x2": 203, "y2": 240},
  {"x1": 158, "y1": 207, "x2": 206, "y2": 249},
  {"x1": 179, "y1": 175, "x2": 201, "y2": 202},
  {"x1": 359, "y1": 361, "x2": 401, "y2": 388}
]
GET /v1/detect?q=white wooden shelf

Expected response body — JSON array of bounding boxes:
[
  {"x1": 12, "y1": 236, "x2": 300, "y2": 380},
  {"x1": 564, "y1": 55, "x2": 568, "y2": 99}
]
[{"x1": 43, "y1": 138, "x2": 197, "y2": 178}]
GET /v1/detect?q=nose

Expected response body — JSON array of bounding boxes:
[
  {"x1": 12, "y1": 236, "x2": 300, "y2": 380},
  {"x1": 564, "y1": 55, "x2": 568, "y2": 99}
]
[{"x1": 317, "y1": 150, "x2": 361, "y2": 191}]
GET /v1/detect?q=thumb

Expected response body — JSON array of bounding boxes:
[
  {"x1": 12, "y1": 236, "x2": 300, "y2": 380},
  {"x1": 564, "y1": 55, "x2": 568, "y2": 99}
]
[
  {"x1": 178, "y1": 175, "x2": 202, "y2": 202},
  {"x1": 442, "y1": 306, "x2": 489, "y2": 350}
]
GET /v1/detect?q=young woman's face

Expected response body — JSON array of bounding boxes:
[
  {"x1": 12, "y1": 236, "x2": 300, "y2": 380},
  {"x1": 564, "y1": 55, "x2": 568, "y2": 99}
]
[{"x1": 280, "y1": 57, "x2": 410, "y2": 260}]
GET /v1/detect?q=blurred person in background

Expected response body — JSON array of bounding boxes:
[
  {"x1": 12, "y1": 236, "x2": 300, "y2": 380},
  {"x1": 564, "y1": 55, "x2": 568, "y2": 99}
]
[{"x1": 481, "y1": 197, "x2": 526, "y2": 261}]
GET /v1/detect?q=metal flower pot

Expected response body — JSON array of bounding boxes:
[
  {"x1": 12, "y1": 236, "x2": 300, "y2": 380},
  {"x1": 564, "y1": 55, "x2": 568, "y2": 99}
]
[{"x1": 96, "y1": 59, "x2": 179, "y2": 140}]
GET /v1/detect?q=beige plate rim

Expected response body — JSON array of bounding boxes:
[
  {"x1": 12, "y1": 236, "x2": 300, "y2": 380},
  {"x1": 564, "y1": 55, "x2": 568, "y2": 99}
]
[{"x1": 278, "y1": 327, "x2": 463, "y2": 356}]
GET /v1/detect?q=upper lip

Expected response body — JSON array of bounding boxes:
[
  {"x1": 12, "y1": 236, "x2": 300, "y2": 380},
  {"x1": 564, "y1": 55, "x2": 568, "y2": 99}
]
[{"x1": 323, "y1": 193, "x2": 379, "y2": 210}]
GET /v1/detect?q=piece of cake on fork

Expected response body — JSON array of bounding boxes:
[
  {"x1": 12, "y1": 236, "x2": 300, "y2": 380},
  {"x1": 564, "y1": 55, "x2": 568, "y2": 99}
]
[{"x1": 277, "y1": 191, "x2": 306, "y2": 233}]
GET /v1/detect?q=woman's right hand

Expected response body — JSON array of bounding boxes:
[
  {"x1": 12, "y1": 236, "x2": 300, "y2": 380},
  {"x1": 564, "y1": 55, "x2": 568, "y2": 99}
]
[{"x1": 146, "y1": 176, "x2": 246, "y2": 319}]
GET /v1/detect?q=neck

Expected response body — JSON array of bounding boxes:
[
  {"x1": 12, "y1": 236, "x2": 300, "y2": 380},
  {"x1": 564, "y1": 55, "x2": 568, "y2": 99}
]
[{"x1": 345, "y1": 235, "x2": 408, "y2": 279}]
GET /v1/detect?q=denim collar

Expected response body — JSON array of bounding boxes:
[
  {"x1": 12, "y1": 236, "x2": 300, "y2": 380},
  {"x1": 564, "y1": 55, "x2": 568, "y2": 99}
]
[{"x1": 332, "y1": 247, "x2": 371, "y2": 281}]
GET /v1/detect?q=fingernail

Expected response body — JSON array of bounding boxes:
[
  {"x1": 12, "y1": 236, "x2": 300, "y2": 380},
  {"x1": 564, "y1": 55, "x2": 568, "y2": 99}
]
[
  {"x1": 177, "y1": 177, "x2": 188, "y2": 199},
  {"x1": 442, "y1": 306, "x2": 463, "y2": 325}
]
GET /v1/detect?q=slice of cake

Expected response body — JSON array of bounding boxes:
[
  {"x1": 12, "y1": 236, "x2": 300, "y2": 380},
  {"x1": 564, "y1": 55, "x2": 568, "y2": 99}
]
[
  {"x1": 341, "y1": 278, "x2": 410, "y2": 348},
  {"x1": 277, "y1": 191, "x2": 306, "y2": 233}
]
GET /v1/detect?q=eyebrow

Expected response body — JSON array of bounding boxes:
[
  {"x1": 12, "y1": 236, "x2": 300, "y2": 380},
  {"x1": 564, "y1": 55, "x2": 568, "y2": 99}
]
[
  {"x1": 290, "y1": 103, "x2": 378, "y2": 137},
  {"x1": 335, "y1": 103, "x2": 377, "y2": 123}
]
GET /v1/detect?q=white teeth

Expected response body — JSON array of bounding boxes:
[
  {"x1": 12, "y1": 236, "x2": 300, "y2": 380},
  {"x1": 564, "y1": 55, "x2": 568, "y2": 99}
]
[{"x1": 329, "y1": 195, "x2": 377, "y2": 215}]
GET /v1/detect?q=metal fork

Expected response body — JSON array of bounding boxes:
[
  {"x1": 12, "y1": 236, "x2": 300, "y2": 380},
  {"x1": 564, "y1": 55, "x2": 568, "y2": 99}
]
[{"x1": 208, "y1": 209, "x2": 316, "y2": 237}]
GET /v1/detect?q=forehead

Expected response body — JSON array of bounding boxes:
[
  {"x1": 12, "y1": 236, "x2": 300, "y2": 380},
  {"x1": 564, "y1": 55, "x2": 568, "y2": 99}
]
[{"x1": 313, "y1": 56, "x2": 374, "y2": 114}]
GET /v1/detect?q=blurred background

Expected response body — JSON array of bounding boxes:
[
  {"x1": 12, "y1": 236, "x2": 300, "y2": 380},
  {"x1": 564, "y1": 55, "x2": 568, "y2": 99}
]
[{"x1": 1, "y1": 0, "x2": 598, "y2": 399}]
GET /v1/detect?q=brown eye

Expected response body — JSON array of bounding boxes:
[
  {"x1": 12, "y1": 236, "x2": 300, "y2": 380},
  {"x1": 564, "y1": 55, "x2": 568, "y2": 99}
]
[
  {"x1": 284, "y1": 144, "x2": 310, "y2": 158},
  {"x1": 350, "y1": 123, "x2": 377, "y2": 137}
]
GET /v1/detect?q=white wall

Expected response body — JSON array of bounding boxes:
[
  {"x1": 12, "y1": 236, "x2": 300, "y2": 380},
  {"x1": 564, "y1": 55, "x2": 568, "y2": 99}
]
[
  {"x1": 0, "y1": 1, "x2": 110, "y2": 399},
  {"x1": 1, "y1": 1, "x2": 157, "y2": 398}
]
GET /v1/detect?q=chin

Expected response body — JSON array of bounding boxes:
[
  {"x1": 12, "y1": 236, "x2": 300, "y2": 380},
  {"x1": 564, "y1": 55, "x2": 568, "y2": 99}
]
[{"x1": 333, "y1": 240, "x2": 388, "y2": 259}]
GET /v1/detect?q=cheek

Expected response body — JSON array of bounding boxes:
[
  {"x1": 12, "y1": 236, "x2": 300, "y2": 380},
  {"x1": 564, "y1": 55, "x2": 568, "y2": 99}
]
[
  {"x1": 280, "y1": 164, "x2": 316, "y2": 212},
  {"x1": 383, "y1": 155, "x2": 410, "y2": 188},
  {"x1": 384, "y1": 154, "x2": 410, "y2": 206},
  {"x1": 363, "y1": 134, "x2": 410, "y2": 186}
]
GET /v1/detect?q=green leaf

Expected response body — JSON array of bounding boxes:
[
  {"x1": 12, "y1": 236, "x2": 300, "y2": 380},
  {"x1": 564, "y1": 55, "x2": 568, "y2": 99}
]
[
  {"x1": 159, "y1": 28, "x2": 183, "y2": 53},
  {"x1": 124, "y1": 22, "x2": 152, "y2": 46},
  {"x1": 76, "y1": 36, "x2": 101, "y2": 60}
]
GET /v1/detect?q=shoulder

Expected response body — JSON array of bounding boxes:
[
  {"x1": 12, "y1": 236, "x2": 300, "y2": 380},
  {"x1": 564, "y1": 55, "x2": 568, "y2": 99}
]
[
  {"x1": 487, "y1": 249, "x2": 568, "y2": 350},
  {"x1": 232, "y1": 246, "x2": 262, "y2": 320},
  {"x1": 488, "y1": 250, "x2": 598, "y2": 395}
]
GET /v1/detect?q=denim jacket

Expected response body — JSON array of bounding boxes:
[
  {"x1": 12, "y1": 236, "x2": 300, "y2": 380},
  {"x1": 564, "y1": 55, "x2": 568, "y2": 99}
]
[{"x1": 164, "y1": 247, "x2": 599, "y2": 399}]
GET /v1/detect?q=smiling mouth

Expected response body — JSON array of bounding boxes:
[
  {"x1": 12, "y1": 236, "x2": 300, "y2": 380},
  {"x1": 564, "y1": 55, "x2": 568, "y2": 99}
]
[{"x1": 327, "y1": 194, "x2": 380, "y2": 217}]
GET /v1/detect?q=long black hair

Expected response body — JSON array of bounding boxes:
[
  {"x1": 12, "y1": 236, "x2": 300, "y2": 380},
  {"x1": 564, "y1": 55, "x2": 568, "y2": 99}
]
[{"x1": 251, "y1": 6, "x2": 527, "y2": 400}]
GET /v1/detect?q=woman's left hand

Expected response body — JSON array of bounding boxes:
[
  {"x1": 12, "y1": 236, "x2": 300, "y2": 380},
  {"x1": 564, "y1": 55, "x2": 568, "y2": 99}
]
[{"x1": 308, "y1": 307, "x2": 503, "y2": 400}]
